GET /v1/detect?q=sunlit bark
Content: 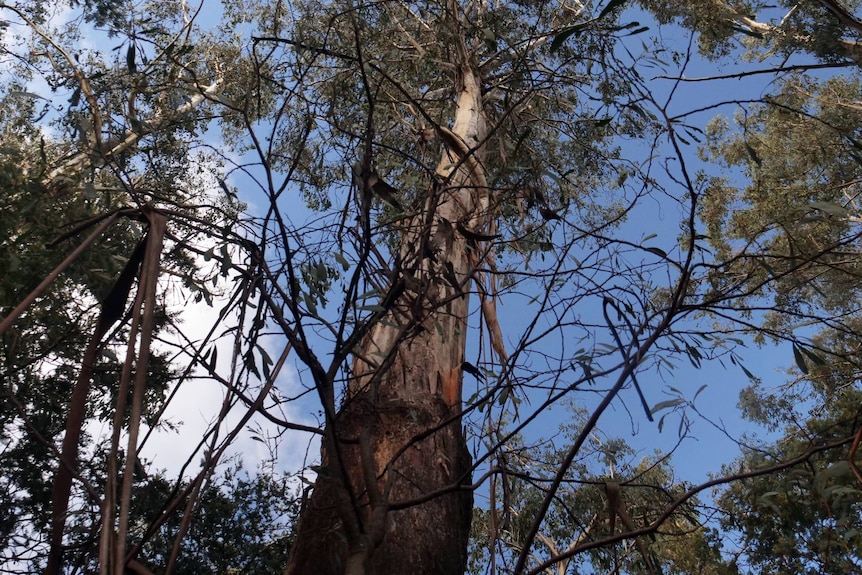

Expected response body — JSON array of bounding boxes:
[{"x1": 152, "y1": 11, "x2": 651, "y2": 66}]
[{"x1": 284, "y1": 17, "x2": 487, "y2": 575}]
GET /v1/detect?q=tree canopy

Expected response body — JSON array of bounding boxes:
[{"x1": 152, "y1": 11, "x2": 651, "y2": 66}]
[{"x1": 0, "y1": 0, "x2": 861, "y2": 574}]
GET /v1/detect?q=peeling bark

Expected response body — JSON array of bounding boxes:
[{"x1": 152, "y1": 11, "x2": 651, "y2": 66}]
[{"x1": 284, "y1": 34, "x2": 488, "y2": 575}]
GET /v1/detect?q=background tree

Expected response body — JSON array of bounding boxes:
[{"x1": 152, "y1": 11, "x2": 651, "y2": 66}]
[
  {"x1": 2, "y1": 0, "x2": 862, "y2": 574},
  {"x1": 0, "y1": 2, "x2": 267, "y2": 573},
  {"x1": 467, "y1": 412, "x2": 735, "y2": 575}
]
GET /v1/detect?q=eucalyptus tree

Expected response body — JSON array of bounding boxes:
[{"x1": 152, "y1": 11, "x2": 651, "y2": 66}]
[
  {"x1": 0, "y1": 2, "x2": 255, "y2": 573},
  {"x1": 5, "y1": 0, "x2": 862, "y2": 574},
  {"x1": 467, "y1": 415, "x2": 733, "y2": 575},
  {"x1": 636, "y1": 2, "x2": 862, "y2": 572},
  {"x1": 241, "y1": 0, "x2": 862, "y2": 573},
  {"x1": 212, "y1": 0, "x2": 862, "y2": 573},
  {"x1": 235, "y1": 1, "x2": 657, "y2": 573}
]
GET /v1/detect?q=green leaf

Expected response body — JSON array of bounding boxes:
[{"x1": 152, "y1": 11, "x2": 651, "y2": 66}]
[
  {"x1": 624, "y1": 25, "x2": 649, "y2": 36},
  {"x1": 810, "y1": 201, "x2": 847, "y2": 216},
  {"x1": 333, "y1": 251, "x2": 350, "y2": 271},
  {"x1": 9, "y1": 90, "x2": 47, "y2": 100},
  {"x1": 356, "y1": 288, "x2": 380, "y2": 300},
  {"x1": 126, "y1": 43, "x2": 136, "y2": 74},
  {"x1": 597, "y1": 0, "x2": 630, "y2": 20},
  {"x1": 302, "y1": 292, "x2": 317, "y2": 314},
  {"x1": 821, "y1": 460, "x2": 850, "y2": 479},
  {"x1": 209, "y1": 346, "x2": 218, "y2": 372},
  {"x1": 650, "y1": 398, "x2": 684, "y2": 415},
  {"x1": 258, "y1": 346, "x2": 273, "y2": 366},
  {"x1": 309, "y1": 465, "x2": 329, "y2": 477},
  {"x1": 245, "y1": 351, "x2": 260, "y2": 377},
  {"x1": 550, "y1": 22, "x2": 591, "y2": 51},
  {"x1": 792, "y1": 343, "x2": 808, "y2": 375},
  {"x1": 644, "y1": 246, "x2": 667, "y2": 258},
  {"x1": 740, "y1": 363, "x2": 758, "y2": 382},
  {"x1": 801, "y1": 346, "x2": 826, "y2": 366}
]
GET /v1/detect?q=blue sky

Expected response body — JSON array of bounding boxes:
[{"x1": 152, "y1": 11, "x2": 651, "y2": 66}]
[
  {"x1": 199, "y1": 1, "x2": 819, "y2": 490},
  {"x1": 7, "y1": 0, "x2": 846, "y2": 557}
]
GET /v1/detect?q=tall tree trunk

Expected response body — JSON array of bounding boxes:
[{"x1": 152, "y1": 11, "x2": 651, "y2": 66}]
[{"x1": 284, "y1": 30, "x2": 486, "y2": 575}]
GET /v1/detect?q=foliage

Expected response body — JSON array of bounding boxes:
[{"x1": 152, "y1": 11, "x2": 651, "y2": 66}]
[
  {"x1": 129, "y1": 466, "x2": 298, "y2": 575},
  {"x1": 468, "y1": 415, "x2": 732, "y2": 575},
  {"x1": 0, "y1": 1, "x2": 254, "y2": 571},
  {"x1": 2, "y1": 0, "x2": 862, "y2": 574},
  {"x1": 717, "y1": 388, "x2": 862, "y2": 575}
]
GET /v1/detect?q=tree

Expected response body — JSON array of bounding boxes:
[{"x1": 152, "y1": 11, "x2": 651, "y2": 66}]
[
  {"x1": 0, "y1": 2, "x2": 254, "y2": 573},
  {"x1": 467, "y1": 413, "x2": 735, "y2": 575},
  {"x1": 128, "y1": 465, "x2": 297, "y2": 575},
  {"x1": 3, "y1": 0, "x2": 862, "y2": 574},
  {"x1": 716, "y1": 388, "x2": 862, "y2": 575},
  {"x1": 255, "y1": 0, "x2": 862, "y2": 571}
]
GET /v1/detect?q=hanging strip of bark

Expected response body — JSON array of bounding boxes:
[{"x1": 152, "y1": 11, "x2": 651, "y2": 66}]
[
  {"x1": 44, "y1": 220, "x2": 150, "y2": 575},
  {"x1": 117, "y1": 210, "x2": 165, "y2": 575},
  {"x1": 94, "y1": 208, "x2": 166, "y2": 575}
]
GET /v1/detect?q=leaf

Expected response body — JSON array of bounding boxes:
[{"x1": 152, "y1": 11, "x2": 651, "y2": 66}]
[
  {"x1": 685, "y1": 344, "x2": 702, "y2": 369},
  {"x1": 261, "y1": 353, "x2": 271, "y2": 380},
  {"x1": 9, "y1": 90, "x2": 47, "y2": 100},
  {"x1": 462, "y1": 361, "x2": 483, "y2": 380},
  {"x1": 624, "y1": 25, "x2": 650, "y2": 36},
  {"x1": 821, "y1": 460, "x2": 850, "y2": 479},
  {"x1": 740, "y1": 363, "x2": 758, "y2": 382},
  {"x1": 356, "y1": 288, "x2": 380, "y2": 300},
  {"x1": 309, "y1": 465, "x2": 329, "y2": 477},
  {"x1": 644, "y1": 246, "x2": 667, "y2": 258},
  {"x1": 258, "y1": 345, "x2": 273, "y2": 366},
  {"x1": 597, "y1": 0, "x2": 631, "y2": 20},
  {"x1": 126, "y1": 43, "x2": 136, "y2": 74},
  {"x1": 550, "y1": 22, "x2": 591, "y2": 51},
  {"x1": 801, "y1": 346, "x2": 826, "y2": 366},
  {"x1": 810, "y1": 201, "x2": 847, "y2": 216},
  {"x1": 303, "y1": 292, "x2": 318, "y2": 314},
  {"x1": 693, "y1": 384, "x2": 707, "y2": 400},
  {"x1": 650, "y1": 398, "x2": 684, "y2": 415},
  {"x1": 209, "y1": 345, "x2": 218, "y2": 372},
  {"x1": 245, "y1": 350, "x2": 260, "y2": 378},
  {"x1": 792, "y1": 343, "x2": 809, "y2": 375},
  {"x1": 333, "y1": 251, "x2": 350, "y2": 271}
]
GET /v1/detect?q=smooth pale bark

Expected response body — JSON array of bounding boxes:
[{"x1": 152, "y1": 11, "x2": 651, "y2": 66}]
[{"x1": 284, "y1": 35, "x2": 487, "y2": 575}]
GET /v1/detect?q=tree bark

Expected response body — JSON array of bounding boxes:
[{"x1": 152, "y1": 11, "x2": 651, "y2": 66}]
[{"x1": 284, "y1": 30, "x2": 486, "y2": 575}]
